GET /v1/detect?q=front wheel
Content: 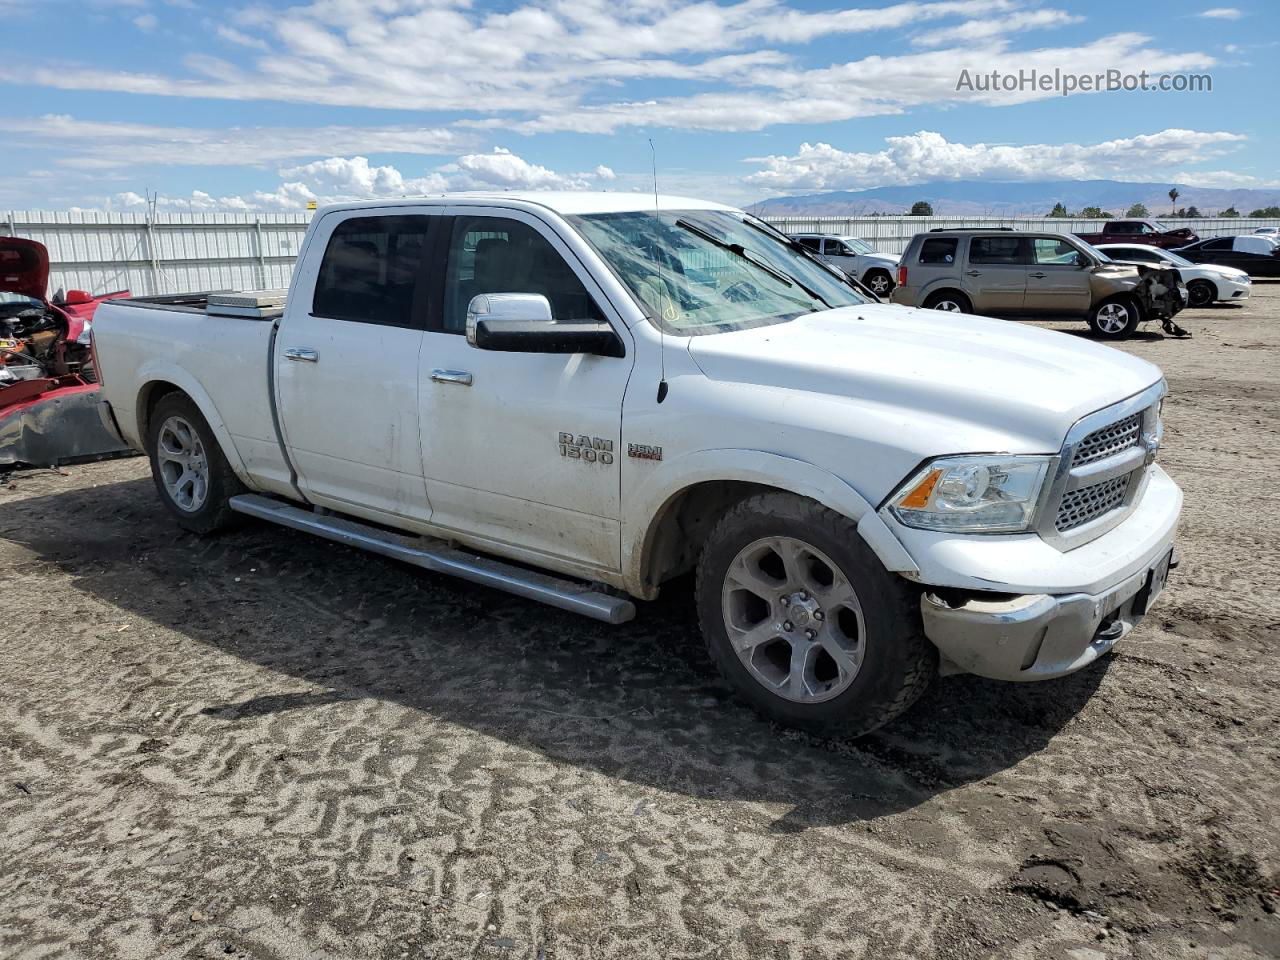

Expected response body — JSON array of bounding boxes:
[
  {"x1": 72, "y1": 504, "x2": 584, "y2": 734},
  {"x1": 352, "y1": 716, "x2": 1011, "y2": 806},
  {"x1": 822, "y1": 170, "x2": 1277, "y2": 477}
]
[
  {"x1": 1186, "y1": 279, "x2": 1216, "y2": 308},
  {"x1": 1088, "y1": 298, "x2": 1140, "y2": 339},
  {"x1": 695, "y1": 492, "x2": 936, "y2": 737}
]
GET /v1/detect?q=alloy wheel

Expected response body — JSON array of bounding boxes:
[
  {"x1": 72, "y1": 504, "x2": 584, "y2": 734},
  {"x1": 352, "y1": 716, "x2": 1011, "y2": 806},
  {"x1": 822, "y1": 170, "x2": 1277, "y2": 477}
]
[
  {"x1": 720, "y1": 536, "x2": 866, "y2": 704},
  {"x1": 156, "y1": 415, "x2": 209, "y2": 512}
]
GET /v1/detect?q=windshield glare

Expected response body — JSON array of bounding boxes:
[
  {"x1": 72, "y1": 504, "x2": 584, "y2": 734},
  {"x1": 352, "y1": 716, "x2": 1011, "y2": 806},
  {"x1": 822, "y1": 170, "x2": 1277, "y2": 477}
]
[
  {"x1": 844, "y1": 237, "x2": 874, "y2": 254},
  {"x1": 568, "y1": 210, "x2": 870, "y2": 335}
]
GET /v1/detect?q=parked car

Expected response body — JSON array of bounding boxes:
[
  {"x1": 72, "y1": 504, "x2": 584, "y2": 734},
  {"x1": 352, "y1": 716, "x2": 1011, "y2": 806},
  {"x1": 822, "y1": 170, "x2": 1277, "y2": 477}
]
[
  {"x1": 790, "y1": 233, "x2": 899, "y2": 296},
  {"x1": 1173, "y1": 235, "x2": 1280, "y2": 277},
  {"x1": 1252, "y1": 226, "x2": 1278, "y2": 236},
  {"x1": 1096, "y1": 243, "x2": 1251, "y2": 307},
  {"x1": 1, "y1": 237, "x2": 133, "y2": 465},
  {"x1": 92, "y1": 193, "x2": 1182, "y2": 737},
  {"x1": 1074, "y1": 219, "x2": 1199, "y2": 249},
  {"x1": 891, "y1": 229, "x2": 1186, "y2": 338}
]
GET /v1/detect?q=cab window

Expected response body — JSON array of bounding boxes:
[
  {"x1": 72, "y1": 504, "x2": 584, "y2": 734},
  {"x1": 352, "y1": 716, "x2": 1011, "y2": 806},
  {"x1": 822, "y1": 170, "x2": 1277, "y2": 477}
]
[
  {"x1": 441, "y1": 216, "x2": 605, "y2": 334},
  {"x1": 312, "y1": 215, "x2": 431, "y2": 328}
]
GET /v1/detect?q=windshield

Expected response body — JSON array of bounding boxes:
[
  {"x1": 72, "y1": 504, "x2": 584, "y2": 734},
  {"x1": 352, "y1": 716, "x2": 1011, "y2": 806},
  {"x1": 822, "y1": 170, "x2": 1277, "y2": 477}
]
[
  {"x1": 844, "y1": 237, "x2": 874, "y2": 255},
  {"x1": 1150, "y1": 221, "x2": 1171, "y2": 232},
  {"x1": 567, "y1": 209, "x2": 870, "y2": 335},
  {"x1": 1075, "y1": 239, "x2": 1113, "y2": 263}
]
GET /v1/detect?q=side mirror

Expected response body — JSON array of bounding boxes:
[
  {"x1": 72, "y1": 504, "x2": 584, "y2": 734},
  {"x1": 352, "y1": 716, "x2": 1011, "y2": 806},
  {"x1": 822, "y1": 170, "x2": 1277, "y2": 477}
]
[
  {"x1": 65, "y1": 290, "x2": 93, "y2": 305},
  {"x1": 466, "y1": 293, "x2": 624, "y2": 358},
  {"x1": 1075, "y1": 253, "x2": 1093, "y2": 268}
]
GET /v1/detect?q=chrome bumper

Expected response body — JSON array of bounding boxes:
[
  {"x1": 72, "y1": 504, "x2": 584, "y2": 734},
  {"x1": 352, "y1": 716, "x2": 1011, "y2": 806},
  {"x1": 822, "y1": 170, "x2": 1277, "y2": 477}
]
[{"x1": 921, "y1": 542, "x2": 1178, "y2": 681}]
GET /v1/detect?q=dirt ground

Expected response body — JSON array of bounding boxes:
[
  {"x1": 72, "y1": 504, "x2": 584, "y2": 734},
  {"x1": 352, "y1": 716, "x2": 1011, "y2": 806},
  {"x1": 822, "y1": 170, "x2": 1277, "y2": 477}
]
[{"x1": 2, "y1": 285, "x2": 1278, "y2": 960}]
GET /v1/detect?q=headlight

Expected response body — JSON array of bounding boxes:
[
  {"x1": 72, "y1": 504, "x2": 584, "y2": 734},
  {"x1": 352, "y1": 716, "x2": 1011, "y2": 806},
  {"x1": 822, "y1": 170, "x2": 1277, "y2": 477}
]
[
  {"x1": 887, "y1": 455, "x2": 1051, "y2": 533},
  {"x1": 76, "y1": 320, "x2": 93, "y2": 346}
]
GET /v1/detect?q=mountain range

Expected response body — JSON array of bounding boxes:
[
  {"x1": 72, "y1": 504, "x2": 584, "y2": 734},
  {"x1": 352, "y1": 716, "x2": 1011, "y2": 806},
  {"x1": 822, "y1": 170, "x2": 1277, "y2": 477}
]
[{"x1": 747, "y1": 180, "x2": 1280, "y2": 217}]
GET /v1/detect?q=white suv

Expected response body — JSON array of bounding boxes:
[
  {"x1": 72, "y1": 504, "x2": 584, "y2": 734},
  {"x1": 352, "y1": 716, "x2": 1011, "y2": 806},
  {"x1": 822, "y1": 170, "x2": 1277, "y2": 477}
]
[{"x1": 792, "y1": 233, "x2": 900, "y2": 297}]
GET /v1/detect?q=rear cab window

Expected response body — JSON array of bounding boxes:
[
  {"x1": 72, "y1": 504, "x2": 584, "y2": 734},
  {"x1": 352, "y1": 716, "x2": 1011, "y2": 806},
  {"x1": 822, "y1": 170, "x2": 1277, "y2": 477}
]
[{"x1": 312, "y1": 215, "x2": 432, "y2": 328}]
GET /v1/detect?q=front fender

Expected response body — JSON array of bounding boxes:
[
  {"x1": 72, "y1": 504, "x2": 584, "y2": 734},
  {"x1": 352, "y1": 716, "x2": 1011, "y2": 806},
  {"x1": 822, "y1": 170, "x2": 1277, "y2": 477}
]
[
  {"x1": 133, "y1": 360, "x2": 255, "y2": 487},
  {"x1": 622, "y1": 448, "x2": 919, "y2": 596}
]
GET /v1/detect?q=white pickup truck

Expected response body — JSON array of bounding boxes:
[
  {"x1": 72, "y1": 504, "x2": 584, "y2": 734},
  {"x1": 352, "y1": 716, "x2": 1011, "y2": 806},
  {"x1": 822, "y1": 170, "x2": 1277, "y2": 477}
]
[{"x1": 92, "y1": 193, "x2": 1182, "y2": 736}]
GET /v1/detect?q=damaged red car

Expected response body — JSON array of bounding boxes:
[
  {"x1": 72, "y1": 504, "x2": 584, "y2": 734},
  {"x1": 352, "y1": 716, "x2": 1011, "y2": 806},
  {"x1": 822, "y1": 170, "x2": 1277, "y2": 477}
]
[{"x1": 1, "y1": 237, "x2": 134, "y2": 466}]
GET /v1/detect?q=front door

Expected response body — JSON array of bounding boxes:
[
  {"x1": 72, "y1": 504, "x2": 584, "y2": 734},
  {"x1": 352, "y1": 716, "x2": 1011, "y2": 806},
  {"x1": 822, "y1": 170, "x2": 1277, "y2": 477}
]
[
  {"x1": 417, "y1": 209, "x2": 634, "y2": 574},
  {"x1": 274, "y1": 211, "x2": 435, "y2": 524},
  {"x1": 1025, "y1": 237, "x2": 1093, "y2": 314},
  {"x1": 963, "y1": 236, "x2": 1028, "y2": 314}
]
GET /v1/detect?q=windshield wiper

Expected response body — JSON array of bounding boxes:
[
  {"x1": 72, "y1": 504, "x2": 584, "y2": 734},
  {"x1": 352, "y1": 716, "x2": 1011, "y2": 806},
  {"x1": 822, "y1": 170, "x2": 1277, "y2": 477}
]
[
  {"x1": 739, "y1": 215, "x2": 850, "y2": 297},
  {"x1": 674, "y1": 218, "x2": 832, "y2": 310}
]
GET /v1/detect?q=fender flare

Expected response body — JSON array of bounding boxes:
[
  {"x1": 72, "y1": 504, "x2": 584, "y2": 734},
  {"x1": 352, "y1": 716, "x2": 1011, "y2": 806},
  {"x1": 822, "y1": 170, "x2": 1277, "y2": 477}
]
[
  {"x1": 623, "y1": 448, "x2": 919, "y2": 595},
  {"x1": 133, "y1": 361, "x2": 254, "y2": 486}
]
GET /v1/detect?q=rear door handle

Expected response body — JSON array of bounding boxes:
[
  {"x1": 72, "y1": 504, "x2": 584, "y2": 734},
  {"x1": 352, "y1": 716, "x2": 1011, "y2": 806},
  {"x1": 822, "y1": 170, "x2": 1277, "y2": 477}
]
[
  {"x1": 965, "y1": 270, "x2": 981, "y2": 277},
  {"x1": 431, "y1": 369, "x2": 473, "y2": 386},
  {"x1": 1028, "y1": 272, "x2": 1046, "y2": 278},
  {"x1": 283, "y1": 347, "x2": 318, "y2": 362}
]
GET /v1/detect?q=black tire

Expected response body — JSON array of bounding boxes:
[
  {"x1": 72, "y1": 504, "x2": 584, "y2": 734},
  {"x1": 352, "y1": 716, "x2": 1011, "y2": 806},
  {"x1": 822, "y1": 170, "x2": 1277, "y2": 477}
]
[
  {"x1": 922, "y1": 290, "x2": 971, "y2": 313},
  {"x1": 695, "y1": 492, "x2": 936, "y2": 738},
  {"x1": 1087, "y1": 297, "x2": 1141, "y2": 340},
  {"x1": 1186, "y1": 279, "x2": 1216, "y2": 308},
  {"x1": 862, "y1": 269, "x2": 894, "y2": 297},
  {"x1": 147, "y1": 392, "x2": 244, "y2": 535}
]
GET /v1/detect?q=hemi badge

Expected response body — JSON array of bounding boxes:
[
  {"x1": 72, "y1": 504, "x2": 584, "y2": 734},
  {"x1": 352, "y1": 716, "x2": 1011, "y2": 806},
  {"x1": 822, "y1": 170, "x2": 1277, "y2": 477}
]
[{"x1": 628, "y1": 443, "x2": 663, "y2": 461}]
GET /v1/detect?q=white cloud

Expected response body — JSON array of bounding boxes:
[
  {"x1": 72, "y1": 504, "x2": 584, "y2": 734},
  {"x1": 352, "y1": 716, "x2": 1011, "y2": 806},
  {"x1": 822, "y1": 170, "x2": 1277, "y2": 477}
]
[
  {"x1": 277, "y1": 156, "x2": 448, "y2": 197},
  {"x1": 1198, "y1": 7, "x2": 1243, "y2": 19},
  {"x1": 97, "y1": 150, "x2": 618, "y2": 211},
  {"x1": 133, "y1": 13, "x2": 157, "y2": 31},
  {"x1": 0, "y1": 0, "x2": 1216, "y2": 135},
  {"x1": 0, "y1": 115, "x2": 469, "y2": 169},
  {"x1": 745, "y1": 129, "x2": 1251, "y2": 191},
  {"x1": 911, "y1": 9, "x2": 1081, "y2": 47},
  {"x1": 505, "y1": 32, "x2": 1218, "y2": 133}
]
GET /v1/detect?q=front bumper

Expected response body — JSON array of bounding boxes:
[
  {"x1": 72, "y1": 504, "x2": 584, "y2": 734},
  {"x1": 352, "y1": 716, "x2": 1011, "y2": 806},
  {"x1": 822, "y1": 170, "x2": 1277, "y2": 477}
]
[{"x1": 921, "y1": 540, "x2": 1178, "y2": 681}]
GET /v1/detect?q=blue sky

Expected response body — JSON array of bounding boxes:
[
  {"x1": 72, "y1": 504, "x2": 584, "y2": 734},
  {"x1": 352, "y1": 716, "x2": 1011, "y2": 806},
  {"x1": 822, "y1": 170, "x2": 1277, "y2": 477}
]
[{"x1": 1, "y1": 0, "x2": 1275, "y2": 211}]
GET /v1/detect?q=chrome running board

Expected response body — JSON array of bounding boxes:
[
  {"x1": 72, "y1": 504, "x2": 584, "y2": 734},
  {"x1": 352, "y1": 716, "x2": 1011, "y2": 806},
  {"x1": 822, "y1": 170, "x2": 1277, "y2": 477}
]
[{"x1": 228, "y1": 494, "x2": 636, "y2": 624}]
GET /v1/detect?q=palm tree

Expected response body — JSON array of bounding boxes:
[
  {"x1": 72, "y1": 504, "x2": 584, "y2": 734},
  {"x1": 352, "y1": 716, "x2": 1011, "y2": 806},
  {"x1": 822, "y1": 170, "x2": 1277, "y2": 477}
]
[{"x1": 1168, "y1": 187, "x2": 1180, "y2": 215}]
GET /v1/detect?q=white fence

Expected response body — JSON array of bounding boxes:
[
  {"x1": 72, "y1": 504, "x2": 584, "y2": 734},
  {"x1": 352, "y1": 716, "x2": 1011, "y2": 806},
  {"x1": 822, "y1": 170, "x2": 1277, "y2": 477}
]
[
  {"x1": 762, "y1": 216, "x2": 1280, "y2": 255},
  {"x1": 3, "y1": 210, "x2": 1278, "y2": 298},
  {"x1": 1, "y1": 210, "x2": 311, "y2": 299}
]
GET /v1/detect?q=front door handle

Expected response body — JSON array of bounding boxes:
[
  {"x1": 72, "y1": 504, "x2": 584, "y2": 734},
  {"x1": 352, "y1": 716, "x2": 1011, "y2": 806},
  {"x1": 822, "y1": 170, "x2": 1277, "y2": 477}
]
[
  {"x1": 1028, "y1": 272, "x2": 1046, "y2": 278},
  {"x1": 431, "y1": 369, "x2": 473, "y2": 386},
  {"x1": 283, "y1": 347, "x2": 318, "y2": 362},
  {"x1": 966, "y1": 270, "x2": 981, "y2": 277}
]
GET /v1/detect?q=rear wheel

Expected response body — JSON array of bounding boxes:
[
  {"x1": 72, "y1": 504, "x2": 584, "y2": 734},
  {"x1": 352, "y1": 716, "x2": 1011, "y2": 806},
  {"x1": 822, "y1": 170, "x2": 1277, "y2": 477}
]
[
  {"x1": 1186, "y1": 279, "x2": 1216, "y2": 308},
  {"x1": 147, "y1": 393, "x2": 244, "y2": 534},
  {"x1": 923, "y1": 290, "x2": 971, "y2": 313},
  {"x1": 695, "y1": 492, "x2": 935, "y2": 737},
  {"x1": 1088, "y1": 297, "x2": 1140, "y2": 339}
]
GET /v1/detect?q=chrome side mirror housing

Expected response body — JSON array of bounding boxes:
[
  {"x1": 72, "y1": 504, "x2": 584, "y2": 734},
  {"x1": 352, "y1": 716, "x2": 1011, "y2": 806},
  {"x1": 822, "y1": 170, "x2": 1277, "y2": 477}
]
[{"x1": 466, "y1": 293, "x2": 554, "y2": 346}]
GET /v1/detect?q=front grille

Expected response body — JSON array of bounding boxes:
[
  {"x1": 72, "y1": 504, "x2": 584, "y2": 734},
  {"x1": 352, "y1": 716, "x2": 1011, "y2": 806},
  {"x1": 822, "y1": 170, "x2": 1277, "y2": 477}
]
[
  {"x1": 1072, "y1": 411, "x2": 1143, "y2": 467},
  {"x1": 1056, "y1": 474, "x2": 1131, "y2": 531}
]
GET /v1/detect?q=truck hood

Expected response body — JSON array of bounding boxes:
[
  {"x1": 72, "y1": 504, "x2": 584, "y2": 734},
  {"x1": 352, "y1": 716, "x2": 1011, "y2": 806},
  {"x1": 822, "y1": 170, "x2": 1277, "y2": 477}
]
[
  {"x1": 686, "y1": 305, "x2": 1162, "y2": 451},
  {"x1": 0, "y1": 237, "x2": 50, "y2": 302}
]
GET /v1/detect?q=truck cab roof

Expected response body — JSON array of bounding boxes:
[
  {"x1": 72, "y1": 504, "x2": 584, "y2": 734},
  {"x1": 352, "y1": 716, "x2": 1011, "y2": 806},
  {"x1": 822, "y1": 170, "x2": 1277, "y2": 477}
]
[{"x1": 315, "y1": 191, "x2": 737, "y2": 219}]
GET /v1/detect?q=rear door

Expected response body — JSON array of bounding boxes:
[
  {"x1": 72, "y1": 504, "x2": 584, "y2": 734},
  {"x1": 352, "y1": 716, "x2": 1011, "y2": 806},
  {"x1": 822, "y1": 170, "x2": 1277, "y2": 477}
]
[
  {"x1": 963, "y1": 235, "x2": 1029, "y2": 313},
  {"x1": 1024, "y1": 236, "x2": 1092, "y2": 314},
  {"x1": 274, "y1": 211, "x2": 436, "y2": 524},
  {"x1": 416, "y1": 208, "x2": 633, "y2": 574}
]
